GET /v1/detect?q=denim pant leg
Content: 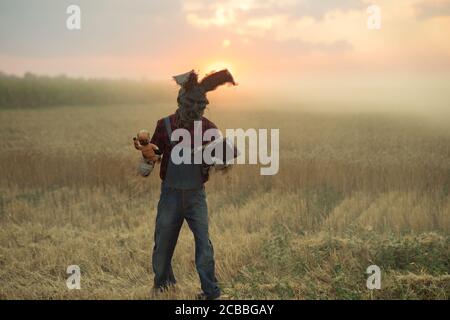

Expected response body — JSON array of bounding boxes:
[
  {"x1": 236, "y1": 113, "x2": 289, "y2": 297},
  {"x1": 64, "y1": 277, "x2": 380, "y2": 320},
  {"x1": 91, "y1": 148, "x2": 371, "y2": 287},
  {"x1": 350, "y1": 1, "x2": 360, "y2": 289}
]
[
  {"x1": 152, "y1": 187, "x2": 183, "y2": 289},
  {"x1": 184, "y1": 189, "x2": 221, "y2": 298}
]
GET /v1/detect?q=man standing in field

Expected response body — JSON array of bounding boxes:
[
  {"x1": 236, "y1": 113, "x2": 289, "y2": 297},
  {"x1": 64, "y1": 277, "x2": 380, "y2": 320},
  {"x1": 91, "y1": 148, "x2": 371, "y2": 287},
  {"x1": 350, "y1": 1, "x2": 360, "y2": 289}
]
[{"x1": 141, "y1": 69, "x2": 236, "y2": 300}]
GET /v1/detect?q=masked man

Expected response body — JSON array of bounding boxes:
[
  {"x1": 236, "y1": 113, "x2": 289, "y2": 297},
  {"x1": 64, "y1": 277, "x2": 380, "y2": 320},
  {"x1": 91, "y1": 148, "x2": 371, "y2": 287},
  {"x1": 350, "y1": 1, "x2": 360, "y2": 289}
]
[{"x1": 143, "y1": 69, "x2": 236, "y2": 300}]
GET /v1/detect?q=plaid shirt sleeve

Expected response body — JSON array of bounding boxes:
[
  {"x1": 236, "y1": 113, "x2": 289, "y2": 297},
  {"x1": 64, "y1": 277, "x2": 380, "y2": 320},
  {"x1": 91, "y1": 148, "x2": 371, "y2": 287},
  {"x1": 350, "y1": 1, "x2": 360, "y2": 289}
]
[
  {"x1": 150, "y1": 118, "x2": 169, "y2": 181},
  {"x1": 150, "y1": 118, "x2": 166, "y2": 150}
]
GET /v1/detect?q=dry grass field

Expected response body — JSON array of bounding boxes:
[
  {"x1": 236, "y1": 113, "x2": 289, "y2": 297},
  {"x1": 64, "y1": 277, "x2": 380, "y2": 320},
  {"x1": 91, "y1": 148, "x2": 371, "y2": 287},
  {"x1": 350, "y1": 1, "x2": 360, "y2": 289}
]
[{"x1": 0, "y1": 104, "x2": 449, "y2": 299}]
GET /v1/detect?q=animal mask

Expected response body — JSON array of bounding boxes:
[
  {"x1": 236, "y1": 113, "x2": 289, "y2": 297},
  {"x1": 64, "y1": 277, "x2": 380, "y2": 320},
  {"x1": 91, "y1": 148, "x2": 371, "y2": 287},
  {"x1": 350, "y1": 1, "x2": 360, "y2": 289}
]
[{"x1": 173, "y1": 69, "x2": 236, "y2": 108}]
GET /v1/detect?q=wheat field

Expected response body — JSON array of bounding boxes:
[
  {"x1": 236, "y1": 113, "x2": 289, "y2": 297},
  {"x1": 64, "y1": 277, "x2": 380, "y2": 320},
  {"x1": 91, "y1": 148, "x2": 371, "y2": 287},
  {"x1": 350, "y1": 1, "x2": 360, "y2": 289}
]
[{"x1": 0, "y1": 104, "x2": 449, "y2": 299}]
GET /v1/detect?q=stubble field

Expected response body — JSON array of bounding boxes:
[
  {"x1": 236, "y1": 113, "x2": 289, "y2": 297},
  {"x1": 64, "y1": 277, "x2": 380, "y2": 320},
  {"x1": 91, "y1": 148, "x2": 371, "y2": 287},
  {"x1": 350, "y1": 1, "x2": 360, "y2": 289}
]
[{"x1": 0, "y1": 104, "x2": 449, "y2": 299}]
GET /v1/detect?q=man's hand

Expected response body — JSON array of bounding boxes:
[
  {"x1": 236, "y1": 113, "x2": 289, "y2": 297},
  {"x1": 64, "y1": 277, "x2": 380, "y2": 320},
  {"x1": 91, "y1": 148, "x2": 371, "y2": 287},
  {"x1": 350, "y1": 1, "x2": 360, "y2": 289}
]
[{"x1": 133, "y1": 137, "x2": 142, "y2": 150}]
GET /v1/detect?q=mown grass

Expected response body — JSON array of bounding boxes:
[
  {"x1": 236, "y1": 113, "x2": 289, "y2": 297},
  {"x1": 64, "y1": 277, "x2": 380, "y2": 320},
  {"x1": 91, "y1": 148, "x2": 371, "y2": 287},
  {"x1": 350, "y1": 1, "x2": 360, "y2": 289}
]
[{"x1": 0, "y1": 104, "x2": 449, "y2": 299}]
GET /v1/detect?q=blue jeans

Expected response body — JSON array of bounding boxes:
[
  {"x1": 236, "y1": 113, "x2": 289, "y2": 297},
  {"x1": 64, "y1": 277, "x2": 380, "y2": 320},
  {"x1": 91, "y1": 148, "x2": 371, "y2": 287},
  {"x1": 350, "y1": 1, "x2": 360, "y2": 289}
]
[{"x1": 152, "y1": 184, "x2": 220, "y2": 298}]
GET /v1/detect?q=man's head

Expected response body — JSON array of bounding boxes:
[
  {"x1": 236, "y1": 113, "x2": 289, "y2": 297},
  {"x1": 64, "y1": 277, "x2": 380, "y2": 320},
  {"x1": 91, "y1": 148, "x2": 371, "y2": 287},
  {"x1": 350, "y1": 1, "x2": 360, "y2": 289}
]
[
  {"x1": 177, "y1": 85, "x2": 209, "y2": 121},
  {"x1": 173, "y1": 69, "x2": 236, "y2": 127}
]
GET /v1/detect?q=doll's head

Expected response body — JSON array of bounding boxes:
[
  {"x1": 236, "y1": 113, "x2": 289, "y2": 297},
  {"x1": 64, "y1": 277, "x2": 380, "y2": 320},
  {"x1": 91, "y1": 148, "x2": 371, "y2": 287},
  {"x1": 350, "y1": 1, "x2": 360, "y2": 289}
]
[{"x1": 136, "y1": 130, "x2": 150, "y2": 145}]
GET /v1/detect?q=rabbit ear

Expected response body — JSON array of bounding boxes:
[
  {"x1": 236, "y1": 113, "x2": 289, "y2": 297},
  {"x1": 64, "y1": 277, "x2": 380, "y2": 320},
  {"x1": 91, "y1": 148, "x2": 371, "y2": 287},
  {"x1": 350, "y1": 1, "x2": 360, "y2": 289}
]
[
  {"x1": 199, "y1": 69, "x2": 236, "y2": 92},
  {"x1": 173, "y1": 70, "x2": 198, "y2": 90}
]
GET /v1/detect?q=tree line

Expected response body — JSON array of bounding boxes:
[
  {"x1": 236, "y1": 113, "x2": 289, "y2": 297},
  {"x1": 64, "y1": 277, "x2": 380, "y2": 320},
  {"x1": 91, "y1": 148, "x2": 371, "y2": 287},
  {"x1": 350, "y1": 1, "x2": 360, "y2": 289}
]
[{"x1": 0, "y1": 72, "x2": 172, "y2": 108}]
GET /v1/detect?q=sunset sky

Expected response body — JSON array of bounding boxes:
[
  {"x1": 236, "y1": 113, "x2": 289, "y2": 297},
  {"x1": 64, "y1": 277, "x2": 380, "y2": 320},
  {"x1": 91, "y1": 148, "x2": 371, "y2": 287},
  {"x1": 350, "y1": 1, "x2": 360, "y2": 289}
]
[{"x1": 1, "y1": 0, "x2": 450, "y2": 109}]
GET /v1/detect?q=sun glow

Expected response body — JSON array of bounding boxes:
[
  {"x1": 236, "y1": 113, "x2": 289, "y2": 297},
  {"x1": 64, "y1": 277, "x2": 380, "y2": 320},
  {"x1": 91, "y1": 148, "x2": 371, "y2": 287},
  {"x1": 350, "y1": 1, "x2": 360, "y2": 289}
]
[{"x1": 204, "y1": 61, "x2": 235, "y2": 75}]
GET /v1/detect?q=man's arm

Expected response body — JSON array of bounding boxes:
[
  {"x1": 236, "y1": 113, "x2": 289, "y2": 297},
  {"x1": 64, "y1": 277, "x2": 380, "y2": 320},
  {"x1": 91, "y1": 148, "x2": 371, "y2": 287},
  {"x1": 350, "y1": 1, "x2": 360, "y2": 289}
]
[
  {"x1": 150, "y1": 119, "x2": 165, "y2": 149},
  {"x1": 148, "y1": 119, "x2": 165, "y2": 162}
]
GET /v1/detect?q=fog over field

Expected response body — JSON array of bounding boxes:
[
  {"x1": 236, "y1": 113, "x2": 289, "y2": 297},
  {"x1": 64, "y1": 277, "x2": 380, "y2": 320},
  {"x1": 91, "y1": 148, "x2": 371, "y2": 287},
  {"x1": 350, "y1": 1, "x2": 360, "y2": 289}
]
[{"x1": 1, "y1": 100, "x2": 448, "y2": 299}]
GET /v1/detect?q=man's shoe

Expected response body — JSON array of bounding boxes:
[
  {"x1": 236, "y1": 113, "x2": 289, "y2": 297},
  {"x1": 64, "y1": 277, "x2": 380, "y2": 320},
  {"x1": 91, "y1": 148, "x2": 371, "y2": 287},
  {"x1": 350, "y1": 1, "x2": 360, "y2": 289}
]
[
  {"x1": 151, "y1": 283, "x2": 176, "y2": 298},
  {"x1": 196, "y1": 292, "x2": 221, "y2": 300},
  {"x1": 150, "y1": 286, "x2": 165, "y2": 298}
]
